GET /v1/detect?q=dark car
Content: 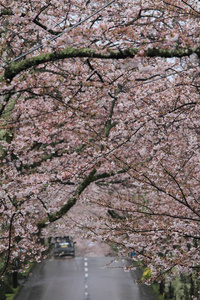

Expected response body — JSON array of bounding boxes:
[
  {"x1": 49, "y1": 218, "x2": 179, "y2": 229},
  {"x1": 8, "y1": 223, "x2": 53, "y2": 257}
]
[{"x1": 54, "y1": 236, "x2": 75, "y2": 257}]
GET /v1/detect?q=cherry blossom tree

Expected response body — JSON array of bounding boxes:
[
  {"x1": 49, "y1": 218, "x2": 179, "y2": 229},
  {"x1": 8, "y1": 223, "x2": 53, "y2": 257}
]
[{"x1": 0, "y1": 0, "x2": 199, "y2": 282}]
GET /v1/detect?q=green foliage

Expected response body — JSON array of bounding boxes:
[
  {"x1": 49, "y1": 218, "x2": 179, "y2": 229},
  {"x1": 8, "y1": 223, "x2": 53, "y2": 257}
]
[
  {"x1": 152, "y1": 284, "x2": 165, "y2": 300},
  {"x1": 142, "y1": 267, "x2": 152, "y2": 280},
  {"x1": 154, "y1": 273, "x2": 200, "y2": 300}
]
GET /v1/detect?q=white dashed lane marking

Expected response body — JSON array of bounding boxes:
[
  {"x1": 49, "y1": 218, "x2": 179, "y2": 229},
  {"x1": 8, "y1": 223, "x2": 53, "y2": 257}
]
[{"x1": 84, "y1": 258, "x2": 89, "y2": 299}]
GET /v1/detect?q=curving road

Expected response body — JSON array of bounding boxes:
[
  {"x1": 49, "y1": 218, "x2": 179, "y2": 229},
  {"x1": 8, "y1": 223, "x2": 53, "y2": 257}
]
[{"x1": 15, "y1": 257, "x2": 156, "y2": 300}]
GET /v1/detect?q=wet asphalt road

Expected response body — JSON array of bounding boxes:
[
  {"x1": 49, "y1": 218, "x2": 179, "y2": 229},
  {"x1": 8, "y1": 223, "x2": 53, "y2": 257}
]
[{"x1": 15, "y1": 257, "x2": 156, "y2": 300}]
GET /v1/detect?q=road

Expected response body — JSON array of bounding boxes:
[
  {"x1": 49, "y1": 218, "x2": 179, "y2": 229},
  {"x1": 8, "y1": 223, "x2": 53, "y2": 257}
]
[{"x1": 15, "y1": 257, "x2": 156, "y2": 300}]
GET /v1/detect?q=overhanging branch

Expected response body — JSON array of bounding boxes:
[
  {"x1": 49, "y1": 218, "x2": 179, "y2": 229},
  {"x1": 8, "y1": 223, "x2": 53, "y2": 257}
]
[
  {"x1": 37, "y1": 168, "x2": 119, "y2": 231},
  {"x1": 3, "y1": 46, "x2": 200, "y2": 82},
  {"x1": 4, "y1": 48, "x2": 137, "y2": 81}
]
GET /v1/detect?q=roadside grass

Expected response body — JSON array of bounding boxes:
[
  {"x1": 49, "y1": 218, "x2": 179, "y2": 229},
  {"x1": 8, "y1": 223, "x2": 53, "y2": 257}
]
[
  {"x1": 5, "y1": 262, "x2": 35, "y2": 300},
  {"x1": 6, "y1": 287, "x2": 20, "y2": 300}
]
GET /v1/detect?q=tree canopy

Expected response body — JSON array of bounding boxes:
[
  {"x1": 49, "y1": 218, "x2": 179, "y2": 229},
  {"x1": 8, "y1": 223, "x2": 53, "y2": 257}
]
[{"x1": 0, "y1": 0, "x2": 199, "y2": 282}]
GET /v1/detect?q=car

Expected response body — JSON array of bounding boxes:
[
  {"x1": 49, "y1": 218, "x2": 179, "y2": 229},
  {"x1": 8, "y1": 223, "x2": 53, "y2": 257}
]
[{"x1": 54, "y1": 236, "x2": 75, "y2": 257}]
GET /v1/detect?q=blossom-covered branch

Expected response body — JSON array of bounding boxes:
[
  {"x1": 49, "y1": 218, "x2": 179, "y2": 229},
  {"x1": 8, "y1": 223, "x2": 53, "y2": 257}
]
[{"x1": 3, "y1": 46, "x2": 200, "y2": 82}]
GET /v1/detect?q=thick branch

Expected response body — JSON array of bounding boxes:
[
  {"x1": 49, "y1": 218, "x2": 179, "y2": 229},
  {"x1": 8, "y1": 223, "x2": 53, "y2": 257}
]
[
  {"x1": 4, "y1": 48, "x2": 137, "y2": 82},
  {"x1": 37, "y1": 168, "x2": 123, "y2": 231},
  {"x1": 0, "y1": 8, "x2": 13, "y2": 16},
  {"x1": 147, "y1": 47, "x2": 199, "y2": 58},
  {"x1": 37, "y1": 169, "x2": 118, "y2": 231},
  {"x1": 4, "y1": 45, "x2": 200, "y2": 82},
  {"x1": 37, "y1": 168, "x2": 95, "y2": 230}
]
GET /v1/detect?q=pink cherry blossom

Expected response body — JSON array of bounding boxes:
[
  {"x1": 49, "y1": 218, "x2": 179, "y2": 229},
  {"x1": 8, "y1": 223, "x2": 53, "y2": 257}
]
[{"x1": 0, "y1": 0, "x2": 199, "y2": 283}]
